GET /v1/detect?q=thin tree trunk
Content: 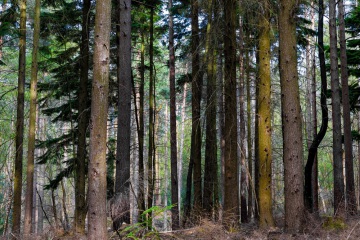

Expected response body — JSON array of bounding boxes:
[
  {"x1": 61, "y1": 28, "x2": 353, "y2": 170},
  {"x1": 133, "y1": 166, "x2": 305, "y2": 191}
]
[
  {"x1": 223, "y1": 0, "x2": 239, "y2": 226},
  {"x1": 279, "y1": 0, "x2": 305, "y2": 232},
  {"x1": 238, "y1": 13, "x2": 248, "y2": 224},
  {"x1": 190, "y1": 0, "x2": 202, "y2": 211},
  {"x1": 168, "y1": 0, "x2": 179, "y2": 229},
  {"x1": 147, "y1": 6, "x2": 155, "y2": 228},
  {"x1": 87, "y1": 0, "x2": 111, "y2": 237},
  {"x1": 246, "y1": 47, "x2": 253, "y2": 220},
  {"x1": 338, "y1": 0, "x2": 356, "y2": 215},
  {"x1": 75, "y1": 0, "x2": 90, "y2": 233},
  {"x1": 24, "y1": 0, "x2": 40, "y2": 234},
  {"x1": 12, "y1": 0, "x2": 27, "y2": 236},
  {"x1": 329, "y1": 0, "x2": 346, "y2": 218},
  {"x1": 61, "y1": 180, "x2": 69, "y2": 230}
]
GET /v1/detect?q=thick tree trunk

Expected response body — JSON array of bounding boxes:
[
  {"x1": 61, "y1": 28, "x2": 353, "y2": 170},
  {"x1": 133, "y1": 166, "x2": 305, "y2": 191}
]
[
  {"x1": 74, "y1": 0, "x2": 91, "y2": 233},
  {"x1": 223, "y1": 0, "x2": 239, "y2": 226},
  {"x1": 338, "y1": 0, "x2": 356, "y2": 215},
  {"x1": 12, "y1": 0, "x2": 26, "y2": 236},
  {"x1": 329, "y1": 0, "x2": 346, "y2": 218},
  {"x1": 257, "y1": 0, "x2": 274, "y2": 228},
  {"x1": 87, "y1": 0, "x2": 111, "y2": 237},
  {"x1": 24, "y1": 0, "x2": 40, "y2": 234},
  {"x1": 115, "y1": 0, "x2": 132, "y2": 194},
  {"x1": 169, "y1": 0, "x2": 179, "y2": 229},
  {"x1": 203, "y1": 0, "x2": 217, "y2": 217},
  {"x1": 279, "y1": 0, "x2": 305, "y2": 232}
]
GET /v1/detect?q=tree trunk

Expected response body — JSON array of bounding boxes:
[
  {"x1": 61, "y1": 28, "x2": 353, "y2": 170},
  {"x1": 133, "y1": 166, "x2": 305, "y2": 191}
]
[
  {"x1": 257, "y1": 0, "x2": 274, "y2": 228},
  {"x1": 74, "y1": 0, "x2": 91, "y2": 233},
  {"x1": 147, "y1": 6, "x2": 155, "y2": 228},
  {"x1": 338, "y1": 0, "x2": 356, "y2": 215},
  {"x1": 329, "y1": 0, "x2": 346, "y2": 218},
  {"x1": 12, "y1": 0, "x2": 26, "y2": 236},
  {"x1": 238, "y1": 14, "x2": 248, "y2": 224},
  {"x1": 23, "y1": 0, "x2": 40, "y2": 234},
  {"x1": 278, "y1": 0, "x2": 304, "y2": 232},
  {"x1": 223, "y1": 0, "x2": 239, "y2": 226},
  {"x1": 87, "y1": 0, "x2": 111, "y2": 237},
  {"x1": 190, "y1": 0, "x2": 202, "y2": 211},
  {"x1": 203, "y1": 0, "x2": 217, "y2": 217},
  {"x1": 169, "y1": 0, "x2": 179, "y2": 229}
]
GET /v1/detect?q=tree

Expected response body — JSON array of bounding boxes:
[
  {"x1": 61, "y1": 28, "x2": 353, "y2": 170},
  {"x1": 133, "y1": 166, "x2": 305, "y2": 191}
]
[
  {"x1": 75, "y1": 0, "x2": 91, "y2": 232},
  {"x1": 115, "y1": 0, "x2": 131, "y2": 217},
  {"x1": 87, "y1": 0, "x2": 111, "y2": 237},
  {"x1": 257, "y1": 0, "x2": 274, "y2": 228},
  {"x1": 168, "y1": 0, "x2": 179, "y2": 229},
  {"x1": 12, "y1": 0, "x2": 26, "y2": 235},
  {"x1": 203, "y1": 0, "x2": 218, "y2": 217},
  {"x1": 329, "y1": 0, "x2": 345, "y2": 217},
  {"x1": 223, "y1": 0, "x2": 239, "y2": 225},
  {"x1": 304, "y1": 0, "x2": 328, "y2": 213},
  {"x1": 338, "y1": 0, "x2": 356, "y2": 214},
  {"x1": 278, "y1": 0, "x2": 304, "y2": 231},
  {"x1": 24, "y1": 0, "x2": 40, "y2": 234}
]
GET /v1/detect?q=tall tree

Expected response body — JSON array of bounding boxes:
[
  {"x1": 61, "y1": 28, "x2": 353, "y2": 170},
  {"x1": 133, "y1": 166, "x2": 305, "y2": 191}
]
[
  {"x1": 203, "y1": 0, "x2": 218, "y2": 216},
  {"x1": 304, "y1": 0, "x2": 328, "y2": 213},
  {"x1": 169, "y1": 0, "x2": 179, "y2": 229},
  {"x1": 147, "y1": 5, "x2": 155, "y2": 226},
  {"x1": 278, "y1": 0, "x2": 304, "y2": 231},
  {"x1": 191, "y1": 0, "x2": 202, "y2": 210},
  {"x1": 12, "y1": 0, "x2": 26, "y2": 236},
  {"x1": 329, "y1": 0, "x2": 345, "y2": 217},
  {"x1": 257, "y1": 0, "x2": 274, "y2": 228},
  {"x1": 23, "y1": 0, "x2": 40, "y2": 234},
  {"x1": 115, "y1": 0, "x2": 131, "y2": 204},
  {"x1": 87, "y1": 0, "x2": 111, "y2": 237},
  {"x1": 223, "y1": 0, "x2": 239, "y2": 225},
  {"x1": 75, "y1": 0, "x2": 91, "y2": 233},
  {"x1": 338, "y1": 0, "x2": 356, "y2": 214}
]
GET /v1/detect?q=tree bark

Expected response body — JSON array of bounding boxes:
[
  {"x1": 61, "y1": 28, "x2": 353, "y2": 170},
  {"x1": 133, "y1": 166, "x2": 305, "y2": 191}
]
[
  {"x1": 87, "y1": 0, "x2": 111, "y2": 237},
  {"x1": 12, "y1": 0, "x2": 26, "y2": 236},
  {"x1": 329, "y1": 0, "x2": 346, "y2": 218},
  {"x1": 24, "y1": 0, "x2": 40, "y2": 234},
  {"x1": 190, "y1": 0, "x2": 202, "y2": 211},
  {"x1": 169, "y1": 0, "x2": 179, "y2": 229},
  {"x1": 223, "y1": 0, "x2": 239, "y2": 226},
  {"x1": 74, "y1": 0, "x2": 91, "y2": 233},
  {"x1": 203, "y1": 0, "x2": 217, "y2": 217},
  {"x1": 338, "y1": 0, "x2": 356, "y2": 215},
  {"x1": 278, "y1": 0, "x2": 305, "y2": 232},
  {"x1": 257, "y1": 0, "x2": 274, "y2": 228}
]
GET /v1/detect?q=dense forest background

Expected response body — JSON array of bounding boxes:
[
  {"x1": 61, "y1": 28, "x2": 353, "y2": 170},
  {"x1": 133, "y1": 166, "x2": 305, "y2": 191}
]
[{"x1": 1, "y1": 0, "x2": 360, "y2": 239}]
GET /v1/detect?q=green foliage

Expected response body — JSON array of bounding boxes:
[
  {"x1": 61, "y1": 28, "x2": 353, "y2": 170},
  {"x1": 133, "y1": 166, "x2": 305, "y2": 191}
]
[{"x1": 118, "y1": 205, "x2": 173, "y2": 239}]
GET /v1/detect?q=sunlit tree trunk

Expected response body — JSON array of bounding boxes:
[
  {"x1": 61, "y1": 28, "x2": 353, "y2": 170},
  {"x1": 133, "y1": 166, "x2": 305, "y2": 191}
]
[
  {"x1": 12, "y1": 0, "x2": 26, "y2": 236},
  {"x1": 279, "y1": 0, "x2": 304, "y2": 232},
  {"x1": 329, "y1": 0, "x2": 345, "y2": 218},
  {"x1": 223, "y1": 0, "x2": 239, "y2": 226},
  {"x1": 257, "y1": 0, "x2": 274, "y2": 228},
  {"x1": 338, "y1": 0, "x2": 356, "y2": 215},
  {"x1": 23, "y1": 0, "x2": 40, "y2": 235},
  {"x1": 87, "y1": 0, "x2": 111, "y2": 237}
]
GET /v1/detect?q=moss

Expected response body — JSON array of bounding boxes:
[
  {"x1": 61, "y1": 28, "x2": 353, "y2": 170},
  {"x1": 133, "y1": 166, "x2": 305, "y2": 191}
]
[{"x1": 322, "y1": 217, "x2": 347, "y2": 230}]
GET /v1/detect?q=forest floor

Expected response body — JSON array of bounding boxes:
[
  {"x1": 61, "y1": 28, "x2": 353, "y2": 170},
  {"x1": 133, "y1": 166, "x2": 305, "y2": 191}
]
[{"x1": 8, "y1": 214, "x2": 360, "y2": 239}]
